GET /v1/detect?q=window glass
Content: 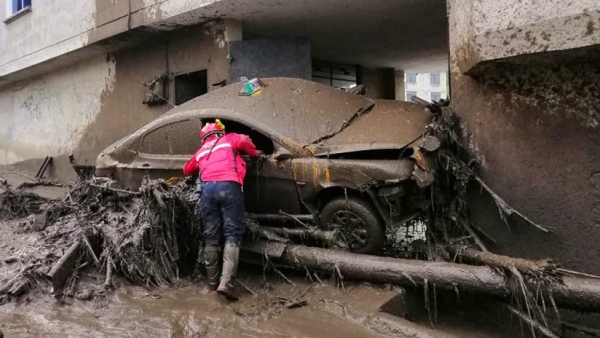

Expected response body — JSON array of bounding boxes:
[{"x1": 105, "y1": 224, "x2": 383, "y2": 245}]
[
  {"x1": 406, "y1": 91, "x2": 417, "y2": 101},
  {"x1": 7, "y1": 0, "x2": 31, "y2": 15},
  {"x1": 430, "y1": 73, "x2": 440, "y2": 85},
  {"x1": 406, "y1": 73, "x2": 417, "y2": 83},
  {"x1": 312, "y1": 60, "x2": 357, "y2": 89},
  {"x1": 140, "y1": 120, "x2": 200, "y2": 155}
]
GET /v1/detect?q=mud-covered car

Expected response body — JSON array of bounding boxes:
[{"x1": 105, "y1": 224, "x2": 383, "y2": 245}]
[{"x1": 96, "y1": 78, "x2": 437, "y2": 253}]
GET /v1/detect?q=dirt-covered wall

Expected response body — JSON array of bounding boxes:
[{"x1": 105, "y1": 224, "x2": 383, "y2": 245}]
[
  {"x1": 449, "y1": 0, "x2": 600, "y2": 274},
  {"x1": 0, "y1": 21, "x2": 231, "y2": 176},
  {"x1": 360, "y1": 67, "x2": 396, "y2": 100}
]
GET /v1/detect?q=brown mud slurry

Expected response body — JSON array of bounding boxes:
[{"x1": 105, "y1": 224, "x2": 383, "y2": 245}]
[
  {"x1": 0, "y1": 271, "x2": 391, "y2": 338},
  {"x1": 0, "y1": 269, "x2": 523, "y2": 338}
]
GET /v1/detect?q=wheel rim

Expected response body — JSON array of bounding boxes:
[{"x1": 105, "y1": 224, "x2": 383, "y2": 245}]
[{"x1": 330, "y1": 210, "x2": 369, "y2": 250}]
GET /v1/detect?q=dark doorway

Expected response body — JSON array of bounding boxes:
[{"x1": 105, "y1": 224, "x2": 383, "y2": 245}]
[{"x1": 175, "y1": 70, "x2": 208, "y2": 105}]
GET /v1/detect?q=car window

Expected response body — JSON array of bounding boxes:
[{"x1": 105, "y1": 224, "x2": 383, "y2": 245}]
[
  {"x1": 200, "y1": 118, "x2": 274, "y2": 155},
  {"x1": 139, "y1": 119, "x2": 200, "y2": 155}
]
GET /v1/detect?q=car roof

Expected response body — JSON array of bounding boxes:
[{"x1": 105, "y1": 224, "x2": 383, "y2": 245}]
[{"x1": 164, "y1": 78, "x2": 374, "y2": 146}]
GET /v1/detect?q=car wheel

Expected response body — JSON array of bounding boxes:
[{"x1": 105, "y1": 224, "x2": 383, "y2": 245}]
[{"x1": 320, "y1": 196, "x2": 385, "y2": 254}]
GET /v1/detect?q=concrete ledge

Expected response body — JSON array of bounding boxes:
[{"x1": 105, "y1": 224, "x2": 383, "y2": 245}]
[{"x1": 475, "y1": 9, "x2": 600, "y2": 65}]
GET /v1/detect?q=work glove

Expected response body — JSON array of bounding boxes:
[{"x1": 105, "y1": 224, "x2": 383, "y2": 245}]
[{"x1": 185, "y1": 173, "x2": 198, "y2": 185}]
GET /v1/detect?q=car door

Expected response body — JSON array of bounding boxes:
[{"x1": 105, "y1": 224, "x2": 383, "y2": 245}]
[
  {"x1": 244, "y1": 143, "x2": 304, "y2": 215},
  {"x1": 128, "y1": 118, "x2": 201, "y2": 183}
]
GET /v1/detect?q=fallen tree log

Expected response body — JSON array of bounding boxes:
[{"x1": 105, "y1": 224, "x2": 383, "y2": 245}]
[
  {"x1": 259, "y1": 226, "x2": 344, "y2": 247},
  {"x1": 46, "y1": 240, "x2": 81, "y2": 293},
  {"x1": 242, "y1": 241, "x2": 600, "y2": 312},
  {"x1": 447, "y1": 245, "x2": 557, "y2": 276}
]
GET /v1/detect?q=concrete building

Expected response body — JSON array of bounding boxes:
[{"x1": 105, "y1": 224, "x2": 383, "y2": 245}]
[
  {"x1": 0, "y1": 0, "x2": 448, "y2": 178},
  {"x1": 404, "y1": 71, "x2": 449, "y2": 102},
  {"x1": 449, "y1": 0, "x2": 600, "y2": 275}
]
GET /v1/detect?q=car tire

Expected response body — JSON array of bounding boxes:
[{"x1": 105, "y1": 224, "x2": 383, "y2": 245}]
[{"x1": 320, "y1": 196, "x2": 385, "y2": 254}]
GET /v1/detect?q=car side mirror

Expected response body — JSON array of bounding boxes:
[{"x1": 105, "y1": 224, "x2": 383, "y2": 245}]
[{"x1": 273, "y1": 148, "x2": 293, "y2": 161}]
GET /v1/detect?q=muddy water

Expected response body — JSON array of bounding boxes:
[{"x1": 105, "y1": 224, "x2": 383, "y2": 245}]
[{"x1": 0, "y1": 276, "x2": 396, "y2": 338}]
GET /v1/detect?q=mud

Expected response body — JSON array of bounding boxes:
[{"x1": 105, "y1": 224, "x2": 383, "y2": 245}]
[
  {"x1": 0, "y1": 174, "x2": 587, "y2": 337},
  {"x1": 0, "y1": 249, "x2": 555, "y2": 338},
  {"x1": 0, "y1": 275, "x2": 390, "y2": 338},
  {"x1": 0, "y1": 256, "x2": 539, "y2": 338}
]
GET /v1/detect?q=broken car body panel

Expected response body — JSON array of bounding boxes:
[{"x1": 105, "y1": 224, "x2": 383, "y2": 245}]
[
  {"x1": 96, "y1": 77, "x2": 436, "y2": 228},
  {"x1": 315, "y1": 99, "x2": 433, "y2": 156}
]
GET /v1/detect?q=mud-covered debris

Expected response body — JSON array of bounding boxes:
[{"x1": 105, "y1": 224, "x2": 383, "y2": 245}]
[
  {"x1": 0, "y1": 176, "x2": 202, "y2": 302},
  {"x1": 0, "y1": 185, "x2": 50, "y2": 220},
  {"x1": 421, "y1": 102, "x2": 565, "y2": 331},
  {"x1": 3, "y1": 256, "x2": 17, "y2": 264},
  {"x1": 75, "y1": 289, "x2": 94, "y2": 301}
]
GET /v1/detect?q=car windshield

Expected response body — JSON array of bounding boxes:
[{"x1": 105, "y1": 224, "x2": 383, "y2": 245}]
[{"x1": 165, "y1": 78, "x2": 374, "y2": 146}]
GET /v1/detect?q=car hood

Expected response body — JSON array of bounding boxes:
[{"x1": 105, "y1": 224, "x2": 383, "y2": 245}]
[{"x1": 312, "y1": 99, "x2": 433, "y2": 156}]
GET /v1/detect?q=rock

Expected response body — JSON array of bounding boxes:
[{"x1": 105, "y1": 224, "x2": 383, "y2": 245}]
[
  {"x1": 76, "y1": 289, "x2": 94, "y2": 301},
  {"x1": 33, "y1": 213, "x2": 47, "y2": 231},
  {"x1": 3, "y1": 256, "x2": 17, "y2": 264}
]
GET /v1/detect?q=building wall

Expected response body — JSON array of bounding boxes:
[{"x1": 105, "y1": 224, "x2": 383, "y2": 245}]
[
  {"x1": 0, "y1": 0, "x2": 97, "y2": 73},
  {"x1": 449, "y1": 0, "x2": 600, "y2": 275},
  {"x1": 0, "y1": 55, "x2": 115, "y2": 164},
  {"x1": 0, "y1": 21, "x2": 231, "y2": 172},
  {"x1": 394, "y1": 70, "x2": 405, "y2": 102},
  {"x1": 360, "y1": 67, "x2": 396, "y2": 100},
  {"x1": 404, "y1": 72, "x2": 448, "y2": 102},
  {"x1": 0, "y1": 0, "x2": 224, "y2": 80},
  {"x1": 75, "y1": 22, "x2": 231, "y2": 164}
]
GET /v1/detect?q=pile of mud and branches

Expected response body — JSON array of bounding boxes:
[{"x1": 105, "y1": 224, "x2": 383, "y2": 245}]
[
  {"x1": 0, "y1": 177, "x2": 203, "y2": 304},
  {"x1": 0, "y1": 179, "x2": 51, "y2": 220}
]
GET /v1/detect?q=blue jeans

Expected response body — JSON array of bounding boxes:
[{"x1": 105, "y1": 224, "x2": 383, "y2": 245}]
[{"x1": 200, "y1": 181, "x2": 245, "y2": 247}]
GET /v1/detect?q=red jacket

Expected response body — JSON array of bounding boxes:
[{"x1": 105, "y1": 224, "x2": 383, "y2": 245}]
[{"x1": 183, "y1": 133, "x2": 259, "y2": 185}]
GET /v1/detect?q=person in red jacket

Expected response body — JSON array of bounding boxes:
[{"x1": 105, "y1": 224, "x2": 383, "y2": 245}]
[{"x1": 183, "y1": 119, "x2": 258, "y2": 300}]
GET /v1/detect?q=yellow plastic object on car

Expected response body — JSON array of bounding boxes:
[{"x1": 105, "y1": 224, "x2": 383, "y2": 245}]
[
  {"x1": 414, "y1": 148, "x2": 431, "y2": 172},
  {"x1": 215, "y1": 119, "x2": 226, "y2": 131}
]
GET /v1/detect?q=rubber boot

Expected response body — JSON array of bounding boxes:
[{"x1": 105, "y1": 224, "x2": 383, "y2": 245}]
[
  {"x1": 203, "y1": 244, "x2": 221, "y2": 293},
  {"x1": 217, "y1": 243, "x2": 239, "y2": 301}
]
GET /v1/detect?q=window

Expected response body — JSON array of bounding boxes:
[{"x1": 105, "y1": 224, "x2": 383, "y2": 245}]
[
  {"x1": 431, "y1": 92, "x2": 441, "y2": 102},
  {"x1": 174, "y1": 70, "x2": 207, "y2": 105},
  {"x1": 406, "y1": 73, "x2": 417, "y2": 84},
  {"x1": 140, "y1": 120, "x2": 200, "y2": 155},
  {"x1": 5, "y1": 0, "x2": 31, "y2": 21},
  {"x1": 406, "y1": 91, "x2": 417, "y2": 101},
  {"x1": 312, "y1": 60, "x2": 357, "y2": 89},
  {"x1": 201, "y1": 118, "x2": 275, "y2": 155},
  {"x1": 430, "y1": 72, "x2": 440, "y2": 85}
]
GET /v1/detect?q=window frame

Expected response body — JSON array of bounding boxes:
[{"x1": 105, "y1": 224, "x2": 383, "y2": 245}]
[
  {"x1": 406, "y1": 73, "x2": 417, "y2": 84},
  {"x1": 4, "y1": 0, "x2": 31, "y2": 24},
  {"x1": 430, "y1": 72, "x2": 441, "y2": 86},
  {"x1": 199, "y1": 117, "x2": 278, "y2": 156}
]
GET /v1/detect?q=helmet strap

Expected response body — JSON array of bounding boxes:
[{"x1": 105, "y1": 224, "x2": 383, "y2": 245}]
[{"x1": 201, "y1": 130, "x2": 224, "y2": 143}]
